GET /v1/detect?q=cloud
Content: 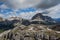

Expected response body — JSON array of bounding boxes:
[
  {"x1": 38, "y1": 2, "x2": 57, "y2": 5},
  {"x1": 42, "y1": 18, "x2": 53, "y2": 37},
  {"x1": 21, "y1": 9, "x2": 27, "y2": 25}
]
[
  {"x1": 0, "y1": 0, "x2": 40, "y2": 9},
  {"x1": 19, "y1": 9, "x2": 46, "y2": 19},
  {"x1": 0, "y1": 0, "x2": 6, "y2": 2},
  {"x1": 19, "y1": 12, "x2": 36, "y2": 19},
  {"x1": 45, "y1": 4, "x2": 60, "y2": 18},
  {"x1": 0, "y1": 0, "x2": 60, "y2": 19},
  {"x1": 36, "y1": 0, "x2": 60, "y2": 9},
  {"x1": 0, "y1": 4, "x2": 8, "y2": 9},
  {"x1": 0, "y1": 13, "x2": 4, "y2": 17},
  {"x1": 1, "y1": 0, "x2": 60, "y2": 9}
]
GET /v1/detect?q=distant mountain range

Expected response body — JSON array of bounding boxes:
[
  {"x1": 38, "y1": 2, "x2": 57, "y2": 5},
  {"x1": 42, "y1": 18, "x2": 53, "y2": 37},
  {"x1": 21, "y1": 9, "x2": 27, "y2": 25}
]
[
  {"x1": 54, "y1": 18, "x2": 60, "y2": 22},
  {"x1": 54, "y1": 18, "x2": 60, "y2": 24}
]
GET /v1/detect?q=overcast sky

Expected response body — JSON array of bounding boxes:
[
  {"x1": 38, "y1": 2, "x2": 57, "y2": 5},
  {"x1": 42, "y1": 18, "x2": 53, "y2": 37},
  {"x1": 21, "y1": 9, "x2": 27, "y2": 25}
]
[{"x1": 0, "y1": 0, "x2": 60, "y2": 19}]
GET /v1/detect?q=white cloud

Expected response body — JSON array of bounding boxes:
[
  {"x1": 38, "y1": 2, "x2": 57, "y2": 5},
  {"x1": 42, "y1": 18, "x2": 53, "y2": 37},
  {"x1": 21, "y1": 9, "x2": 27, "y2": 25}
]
[
  {"x1": 19, "y1": 9, "x2": 45, "y2": 19},
  {"x1": 0, "y1": 4, "x2": 8, "y2": 9},
  {"x1": 19, "y1": 12, "x2": 36, "y2": 19},
  {"x1": 46, "y1": 4, "x2": 60, "y2": 18},
  {"x1": 0, "y1": 14, "x2": 4, "y2": 17}
]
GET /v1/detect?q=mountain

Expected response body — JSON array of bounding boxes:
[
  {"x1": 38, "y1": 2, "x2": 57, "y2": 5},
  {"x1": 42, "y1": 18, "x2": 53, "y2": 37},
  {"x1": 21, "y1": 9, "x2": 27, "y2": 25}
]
[
  {"x1": 0, "y1": 13, "x2": 56, "y2": 30},
  {"x1": 0, "y1": 21, "x2": 60, "y2": 40},
  {"x1": 32, "y1": 13, "x2": 44, "y2": 21},
  {"x1": 31, "y1": 13, "x2": 56, "y2": 25},
  {"x1": 0, "y1": 13, "x2": 60, "y2": 40},
  {"x1": 54, "y1": 18, "x2": 60, "y2": 24},
  {"x1": 54, "y1": 18, "x2": 60, "y2": 22}
]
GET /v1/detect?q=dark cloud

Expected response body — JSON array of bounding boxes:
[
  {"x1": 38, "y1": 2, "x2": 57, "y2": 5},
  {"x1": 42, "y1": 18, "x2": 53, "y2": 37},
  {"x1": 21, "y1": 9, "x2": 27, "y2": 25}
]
[
  {"x1": 0, "y1": 0, "x2": 6, "y2": 2},
  {"x1": 0, "y1": 0, "x2": 60, "y2": 9},
  {"x1": 35, "y1": 0, "x2": 60, "y2": 9}
]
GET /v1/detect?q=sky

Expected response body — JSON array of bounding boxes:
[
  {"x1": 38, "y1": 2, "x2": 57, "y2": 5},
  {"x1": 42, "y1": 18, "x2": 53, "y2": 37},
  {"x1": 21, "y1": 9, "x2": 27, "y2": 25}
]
[{"x1": 0, "y1": 0, "x2": 60, "y2": 19}]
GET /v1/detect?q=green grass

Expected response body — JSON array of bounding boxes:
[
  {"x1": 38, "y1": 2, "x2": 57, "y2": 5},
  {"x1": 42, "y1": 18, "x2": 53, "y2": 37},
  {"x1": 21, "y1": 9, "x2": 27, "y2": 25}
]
[{"x1": 0, "y1": 29, "x2": 5, "y2": 33}]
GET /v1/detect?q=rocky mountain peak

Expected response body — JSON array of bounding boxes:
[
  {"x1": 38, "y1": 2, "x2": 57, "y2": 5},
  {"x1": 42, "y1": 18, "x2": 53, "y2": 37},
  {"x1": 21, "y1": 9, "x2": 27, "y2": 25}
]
[
  {"x1": 32, "y1": 13, "x2": 44, "y2": 20},
  {"x1": 31, "y1": 13, "x2": 56, "y2": 24}
]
